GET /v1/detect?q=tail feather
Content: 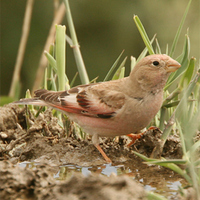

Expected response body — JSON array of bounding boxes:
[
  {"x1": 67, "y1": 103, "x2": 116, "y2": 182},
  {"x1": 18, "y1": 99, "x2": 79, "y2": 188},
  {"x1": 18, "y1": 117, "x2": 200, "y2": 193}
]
[{"x1": 13, "y1": 98, "x2": 47, "y2": 106}]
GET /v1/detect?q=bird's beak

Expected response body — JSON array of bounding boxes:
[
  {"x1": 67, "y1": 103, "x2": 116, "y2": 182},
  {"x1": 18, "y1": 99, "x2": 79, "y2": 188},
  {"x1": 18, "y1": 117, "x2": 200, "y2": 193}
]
[{"x1": 166, "y1": 60, "x2": 181, "y2": 72}]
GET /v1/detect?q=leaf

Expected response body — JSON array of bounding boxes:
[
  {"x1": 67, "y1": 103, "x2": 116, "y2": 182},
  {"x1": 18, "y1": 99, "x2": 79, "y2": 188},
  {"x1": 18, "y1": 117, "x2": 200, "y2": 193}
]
[
  {"x1": 169, "y1": 0, "x2": 192, "y2": 57},
  {"x1": 180, "y1": 57, "x2": 196, "y2": 86},
  {"x1": 44, "y1": 51, "x2": 57, "y2": 73},
  {"x1": 165, "y1": 34, "x2": 190, "y2": 90},
  {"x1": 133, "y1": 15, "x2": 155, "y2": 55},
  {"x1": 103, "y1": 50, "x2": 125, "y2": 81},
  {"x1": 134, "y1": 151, "x2": 192, "y2": 184},
  {"x1": 147, "y1": 192, "x2": 168, "y2": 200},
  {"x1": 112, "y1": 57, "x2": 127, "y2": 80},
  {"x1": 136, "y1": 35, "x2": 156, "y2": 63},
  {"x1": 130, "y1": 56, "x2": 136, "y2": 71},
  {"x1": 155, "y1": 38, "x2": 161, "y2": 54}
]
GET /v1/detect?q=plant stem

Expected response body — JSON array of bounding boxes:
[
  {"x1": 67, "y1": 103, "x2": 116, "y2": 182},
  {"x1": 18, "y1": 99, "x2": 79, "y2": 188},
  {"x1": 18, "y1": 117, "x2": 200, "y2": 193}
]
[
  {"x1": 56, "y1": 25, "x2": 66, "y2": 91},
  {"x1": 64, "y1": 0, "x2": 89, "y2": 84}
]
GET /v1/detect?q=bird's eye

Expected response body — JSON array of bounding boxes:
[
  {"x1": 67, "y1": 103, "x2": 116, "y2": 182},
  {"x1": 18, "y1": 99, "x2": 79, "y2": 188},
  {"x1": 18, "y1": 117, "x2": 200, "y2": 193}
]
[{"x1": 153, "y1": 61, "x2": 159, "y2": 66}]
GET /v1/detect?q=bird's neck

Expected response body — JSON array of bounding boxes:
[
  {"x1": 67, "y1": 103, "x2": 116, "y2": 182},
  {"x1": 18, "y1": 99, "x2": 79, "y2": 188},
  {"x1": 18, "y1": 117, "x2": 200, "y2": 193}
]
[{"x1": 127, "y1": 74, "x2": 167, "y2": 97}]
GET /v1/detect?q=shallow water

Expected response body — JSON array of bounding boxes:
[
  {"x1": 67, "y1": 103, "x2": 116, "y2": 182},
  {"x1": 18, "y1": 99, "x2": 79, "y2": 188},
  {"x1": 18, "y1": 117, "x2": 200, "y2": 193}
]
[{"x1": 18, "y1": 161, "x2": 187, "y2": 199}]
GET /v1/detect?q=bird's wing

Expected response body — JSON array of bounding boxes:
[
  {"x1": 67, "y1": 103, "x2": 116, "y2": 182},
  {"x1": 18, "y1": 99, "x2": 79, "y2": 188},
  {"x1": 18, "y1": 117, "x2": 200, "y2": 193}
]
[
  {"x1": 28, "y1": 83, "x2": 126, "y2": 118},
  {"x1": 60, "y1": 84, "x2": 126, "y2": 118}
]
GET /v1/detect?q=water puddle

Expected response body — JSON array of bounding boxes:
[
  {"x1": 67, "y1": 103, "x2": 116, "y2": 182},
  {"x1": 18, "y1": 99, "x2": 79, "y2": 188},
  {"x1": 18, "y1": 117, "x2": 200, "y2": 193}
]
[{"x1": 17, "y1": 161, "x2": 187, "y2": 199}]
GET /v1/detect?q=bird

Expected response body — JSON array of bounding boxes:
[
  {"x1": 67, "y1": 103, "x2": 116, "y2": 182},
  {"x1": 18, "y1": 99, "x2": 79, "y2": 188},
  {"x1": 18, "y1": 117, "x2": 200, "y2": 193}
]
[{"x1": 14, "y1": 54, "x2": 181, "y2": 163}]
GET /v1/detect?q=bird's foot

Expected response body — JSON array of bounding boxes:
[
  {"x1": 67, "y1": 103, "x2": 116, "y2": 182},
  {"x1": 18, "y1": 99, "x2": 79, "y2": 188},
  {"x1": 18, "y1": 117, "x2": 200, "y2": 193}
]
[
  {"x1": 127, "y1": 133, "x2": 144, "y2": 147},
  {"x1": 127, "y1": 126, "x2": 158, "y2": 147}
]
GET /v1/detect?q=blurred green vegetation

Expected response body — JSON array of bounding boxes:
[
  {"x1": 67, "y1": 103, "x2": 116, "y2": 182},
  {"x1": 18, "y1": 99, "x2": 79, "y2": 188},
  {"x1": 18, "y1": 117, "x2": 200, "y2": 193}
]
[{"x1": 1, "y1": 0, "x2": 199, "y2": 97}]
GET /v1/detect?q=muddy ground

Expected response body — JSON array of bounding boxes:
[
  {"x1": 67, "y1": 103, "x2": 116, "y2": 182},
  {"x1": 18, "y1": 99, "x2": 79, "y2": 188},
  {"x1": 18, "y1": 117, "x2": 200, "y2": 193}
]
[{"x1": 0, "y1": 104, "x2": 191, "y2": 200}]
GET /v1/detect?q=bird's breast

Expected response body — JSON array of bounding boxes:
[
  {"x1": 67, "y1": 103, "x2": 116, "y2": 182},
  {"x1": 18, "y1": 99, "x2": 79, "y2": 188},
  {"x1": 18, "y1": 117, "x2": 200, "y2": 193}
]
[{"x1": 66, "y1": 92, "x2": 163, "y2": 137}]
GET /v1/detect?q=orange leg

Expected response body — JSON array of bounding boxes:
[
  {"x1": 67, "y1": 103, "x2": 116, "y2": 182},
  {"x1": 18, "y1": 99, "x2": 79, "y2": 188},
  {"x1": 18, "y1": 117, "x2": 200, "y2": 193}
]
[
  {"x1": 127, "y1": 126, "x2": 157, "y2": 147},
  {"x1": 94, "y1": 144, "x2": 112, "y2": 163},
  {"x1": 127, "y1": 132, "x2": 144, "y2": 147}
]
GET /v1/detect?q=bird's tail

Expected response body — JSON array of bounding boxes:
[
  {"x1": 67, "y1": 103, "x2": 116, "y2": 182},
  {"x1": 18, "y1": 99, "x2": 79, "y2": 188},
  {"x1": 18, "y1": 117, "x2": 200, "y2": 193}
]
[{"x1": 13, "y1": 98, "x2": 47, "y2": 107}]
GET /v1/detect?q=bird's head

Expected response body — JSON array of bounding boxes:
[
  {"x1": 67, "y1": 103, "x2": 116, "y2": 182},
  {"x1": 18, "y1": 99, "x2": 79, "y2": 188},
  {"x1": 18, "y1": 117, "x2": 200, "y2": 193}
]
[{"x1": 130, "y1": 54, "x2": 181, "y2": 92}]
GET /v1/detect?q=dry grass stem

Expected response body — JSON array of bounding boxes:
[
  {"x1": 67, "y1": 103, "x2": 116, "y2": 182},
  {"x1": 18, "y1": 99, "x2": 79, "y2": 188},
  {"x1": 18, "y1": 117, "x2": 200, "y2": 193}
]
[
  {"x1": 32, "y1": 2, "x2": 66, "y2": 93},
  {"x1": 9, "y1": 0, "x2": 34, "y2": 98}
]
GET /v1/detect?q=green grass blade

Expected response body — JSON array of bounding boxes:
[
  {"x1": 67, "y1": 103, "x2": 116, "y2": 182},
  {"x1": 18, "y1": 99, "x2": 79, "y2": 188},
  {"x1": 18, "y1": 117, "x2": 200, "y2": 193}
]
[
  {"x1": 133, "y1": 15, "x2": 155, "y2": 55},
  {"x1": 70, "y1": 72, "x2": 78, "y2": 87},
  {"x1": 103, "y1": 50, "x2": 124, "y2": 81},
  {"x1": 159, "y1": 107, "x2": 167, "y2": 130},
  {"x1": 46, "y1": 44, "x2": 55, "y2": 90},
  {"x1": 130, "y1": 56, "x2": 136, "y2": 71},
  {"x1": 155, "y1": 38, "x2": 162, "y2": 54},
  {"x1": 112, "y1": 67, "x2": 125, "y2": 80},
  {"x1": 162, "y1": 100, "x2": 180, "y2": 108},
  {"x1": 150, "y1": 162, "x2": 192, "y2": 184},
  {"x1": 44, "y1": 51, "x2": 57, "y2": 72},
  {"x1": 169, "y1": 0, "x2": 192, "y2": 57},
  {"x1": 112, "y1": 57, "x2": 127, "y2": 80},
  {"x1": 162, "y1": 99, "x2": 195, "y2": 109},
  {"x1": 147, "y1": 192, "x2": 168, "y2": 200},
  {"x1": 136, "y1": 35, "x2": 156, "y2": 62},
  {"x1": 180, "y1": 57, "x2": 196, "y2": 86},
  {"x1": 56, "y1": 25, "x2": 66, "y2": 91},
  {"x1": 165, "y1": 34, "x2": 190, "y2": 90},
  {"x1": 146, "y1": 159, "x2": 187, "y2": 165},
  {"x1": 133, "y1": 151, "x2": 157, "y2": 162},
  {"x1": 188, "y1": 140, "x2": 200, "y2": 157},
  {"x1": 25, "y1": 89, "x2": 34, "y2": 111},
  {"x1": 134, "y1": 152, "x2": 192, "y2": 184},
  {"x1": 45, "y1": 50, "x2": 69, "y2": 88}
]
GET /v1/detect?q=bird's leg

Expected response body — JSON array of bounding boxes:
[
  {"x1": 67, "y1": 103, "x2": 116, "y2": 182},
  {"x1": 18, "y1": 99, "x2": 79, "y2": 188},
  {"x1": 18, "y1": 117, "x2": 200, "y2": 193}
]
[
  {"x1": 92, "y1": 134, "x2": 112, "y2": 163},
  {"x1": 127, "y1": 126, "x2": 157, "y2": 147},
  {"x1": 94, "y1": 144, "x2": 112, "y2": 163},
  {"x1": 127, "y1": 132, "x2": 144, "y2": 147}
]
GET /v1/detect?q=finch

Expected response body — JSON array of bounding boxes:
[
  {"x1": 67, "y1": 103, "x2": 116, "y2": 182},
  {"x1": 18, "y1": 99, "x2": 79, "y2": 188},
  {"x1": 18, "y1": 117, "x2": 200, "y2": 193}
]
[{"x1": 14, "y1": 54, "x2": 181, "y2": 162}]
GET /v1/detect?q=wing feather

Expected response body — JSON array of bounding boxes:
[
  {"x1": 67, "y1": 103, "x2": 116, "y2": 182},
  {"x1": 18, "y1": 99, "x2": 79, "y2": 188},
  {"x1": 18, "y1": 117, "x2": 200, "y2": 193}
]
[{"x1": 15, "y1": 82, "x2": 126, "y2": 119}]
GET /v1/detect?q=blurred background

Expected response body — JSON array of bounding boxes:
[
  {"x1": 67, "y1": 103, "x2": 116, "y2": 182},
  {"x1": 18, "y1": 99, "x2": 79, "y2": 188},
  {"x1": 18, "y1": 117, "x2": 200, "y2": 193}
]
[{"x1": 1, "y1": 0, "x2": 199, "y2": 97}]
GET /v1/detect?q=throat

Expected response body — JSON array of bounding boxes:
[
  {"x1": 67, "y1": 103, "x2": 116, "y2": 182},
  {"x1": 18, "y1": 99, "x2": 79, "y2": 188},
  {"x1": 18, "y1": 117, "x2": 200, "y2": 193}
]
[
  {"x1": 148, "y1": 80, "x2": 166, "y2": 95},
  {"x1": 150, "y1": 88, "x2": 162, "y2": 95}
]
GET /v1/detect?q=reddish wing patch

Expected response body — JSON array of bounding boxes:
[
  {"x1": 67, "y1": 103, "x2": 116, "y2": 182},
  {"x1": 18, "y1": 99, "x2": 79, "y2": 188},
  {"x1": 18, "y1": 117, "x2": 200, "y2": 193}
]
[{"x1": 76, "y1": 91, "x2": 90, "y2": 108}]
